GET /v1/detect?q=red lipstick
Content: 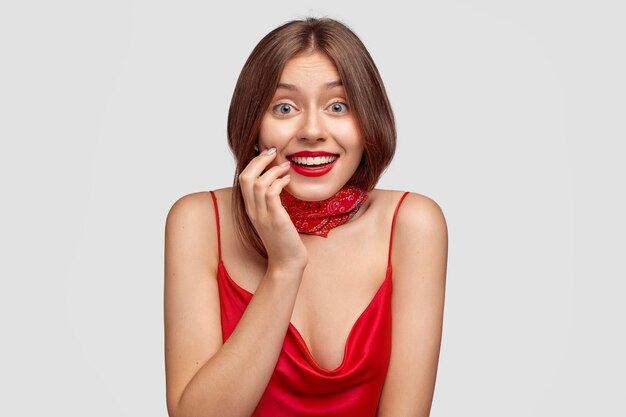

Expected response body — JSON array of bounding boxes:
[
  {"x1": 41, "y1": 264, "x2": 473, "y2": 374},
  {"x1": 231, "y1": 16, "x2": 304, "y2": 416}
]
[
  {"x1": 287, "y1": 150, "x2": 339, "y2": 178},
  {"x1": 287, "y1": 150, "x2": 338, "y2": 158}
]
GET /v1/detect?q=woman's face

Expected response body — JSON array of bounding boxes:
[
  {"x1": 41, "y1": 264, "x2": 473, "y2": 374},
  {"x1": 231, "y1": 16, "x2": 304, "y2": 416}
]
[{"x1": 258, "y1": 51, "x2": 365, "y2": 201}]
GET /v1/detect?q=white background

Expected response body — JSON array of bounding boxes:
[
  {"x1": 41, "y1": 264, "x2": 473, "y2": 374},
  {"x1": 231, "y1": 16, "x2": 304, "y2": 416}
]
[{"x1": 1, "y1": 0, "x2": 624, "y2": 415}]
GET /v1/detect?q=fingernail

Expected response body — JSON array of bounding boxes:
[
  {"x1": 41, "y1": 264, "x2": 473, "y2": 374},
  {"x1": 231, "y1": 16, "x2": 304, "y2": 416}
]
[
  {"x1": 266, "y1": 147, "x2": 276, "y2": 155},
  {"x1": 280, "y1": 161, "x2": 290, "y2": 167}
]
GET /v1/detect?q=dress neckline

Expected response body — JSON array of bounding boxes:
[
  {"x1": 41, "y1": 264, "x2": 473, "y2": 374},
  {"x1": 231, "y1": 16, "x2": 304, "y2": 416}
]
[
  {"x1": 217, "y1": 259, "x2": 393, "y2": 374},
  {"x1": 209, "y1": 189, "x2": 411, "y2": 374}
]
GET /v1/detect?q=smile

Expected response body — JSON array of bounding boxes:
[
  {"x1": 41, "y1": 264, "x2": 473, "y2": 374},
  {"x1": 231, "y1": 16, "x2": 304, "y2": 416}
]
[
  {"x1": 288, "y1": 156, "x2": 339, "y2": 177},
  {"x1": 290, "y1": 155, "x2": 338, "y2": 166}
]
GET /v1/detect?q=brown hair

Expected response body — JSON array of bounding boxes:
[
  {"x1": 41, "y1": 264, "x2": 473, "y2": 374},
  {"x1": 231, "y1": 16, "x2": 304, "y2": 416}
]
[{"x1": 227, "y1": 16, "x2": 396, "y2": 258}]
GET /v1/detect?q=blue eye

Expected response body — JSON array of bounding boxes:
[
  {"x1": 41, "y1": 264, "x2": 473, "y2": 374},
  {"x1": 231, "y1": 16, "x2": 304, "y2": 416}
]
[
  {"x1": 273, "y1": 103, "x2": 295, "y2": 115},
  {"x1": 328, "y1": 102, "x2": 348, "y2": 113}
]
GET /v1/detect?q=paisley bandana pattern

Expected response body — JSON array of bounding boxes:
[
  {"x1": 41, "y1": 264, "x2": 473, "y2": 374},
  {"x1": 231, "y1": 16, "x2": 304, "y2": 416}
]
[{"x1": 279, "y1": 185, "x2": 369, "y2": 237}]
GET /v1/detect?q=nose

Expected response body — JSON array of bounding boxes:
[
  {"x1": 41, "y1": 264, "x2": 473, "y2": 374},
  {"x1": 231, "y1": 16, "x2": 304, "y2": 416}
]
[{"x1": 297, "y1": 108, "x2": 326, "y2": 143}]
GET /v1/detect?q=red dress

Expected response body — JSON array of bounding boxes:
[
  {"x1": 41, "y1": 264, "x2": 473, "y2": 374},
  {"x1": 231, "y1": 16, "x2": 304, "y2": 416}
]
[{"x1": 209, "y1": 190, "x2": 410, "y2": 416}]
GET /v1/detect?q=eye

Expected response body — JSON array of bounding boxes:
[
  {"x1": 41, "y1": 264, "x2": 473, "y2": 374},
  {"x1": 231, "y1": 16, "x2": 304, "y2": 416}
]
[
  {"x1": 328, "y1": 101, "x2": 349, "y2": 113},
  {"x1": 272, "y1": 103, "x2": 296, "y2": 115}
]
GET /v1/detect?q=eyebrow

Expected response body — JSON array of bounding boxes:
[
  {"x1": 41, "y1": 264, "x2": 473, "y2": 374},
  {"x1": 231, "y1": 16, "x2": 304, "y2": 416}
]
[{"x1": 276, "y1": 80, "x2": 343, "y2": 91}]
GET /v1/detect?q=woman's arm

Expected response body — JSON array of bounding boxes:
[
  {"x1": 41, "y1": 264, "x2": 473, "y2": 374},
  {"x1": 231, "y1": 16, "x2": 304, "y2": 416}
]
[
  {"x1": 164, "y1": 193, "x2": 304, "y2": 417},
  {"x1": 377, "y1": 193, "x2": 449, "y2": 417}
]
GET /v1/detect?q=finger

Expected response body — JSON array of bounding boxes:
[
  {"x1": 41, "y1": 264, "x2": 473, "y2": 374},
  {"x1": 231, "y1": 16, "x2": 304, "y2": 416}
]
[
  {"x1": 265, "y1": 172, "x2": 291, "y2": 218},
  {"x1": 239, "y1": 148, "x2": 277, "y2": 216},
  {"x1": 253, "y1": 161, "x2": 291, "y2": 216},
  {"x1": 241, "y1": 147, "x2": 278, "y2": 180}
]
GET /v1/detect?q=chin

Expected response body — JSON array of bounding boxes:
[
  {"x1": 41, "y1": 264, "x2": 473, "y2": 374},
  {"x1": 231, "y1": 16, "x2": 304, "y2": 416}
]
[{"x1": 284, "y1": 181, "x2": 344, "y2": 201}]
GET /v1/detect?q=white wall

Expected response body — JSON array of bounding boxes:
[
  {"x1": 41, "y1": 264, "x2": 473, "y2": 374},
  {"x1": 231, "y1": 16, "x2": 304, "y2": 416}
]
[{"x1": 1, "y1": 0, "x2": 624, "y2": 415}]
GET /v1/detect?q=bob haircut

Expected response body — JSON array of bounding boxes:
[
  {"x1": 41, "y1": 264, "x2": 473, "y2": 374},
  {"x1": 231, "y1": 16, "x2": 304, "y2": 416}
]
[{"x1": 227, "y1": 16, "x2": 396, "y2": 259}]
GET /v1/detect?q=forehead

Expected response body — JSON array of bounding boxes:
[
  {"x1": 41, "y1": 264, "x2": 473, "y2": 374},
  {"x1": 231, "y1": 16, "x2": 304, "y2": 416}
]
[{"x1": 278, "y1": 51, "x2": 342, "y2": 87}]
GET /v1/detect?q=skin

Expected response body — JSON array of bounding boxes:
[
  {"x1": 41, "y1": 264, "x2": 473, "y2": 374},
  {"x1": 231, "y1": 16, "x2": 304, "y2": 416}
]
[
  {"x1": 164, "y1": 50, "x2": 448, "y2": 417},
  {"x1": 257, "y1": 50, "x2": 365, "y2": 202}
]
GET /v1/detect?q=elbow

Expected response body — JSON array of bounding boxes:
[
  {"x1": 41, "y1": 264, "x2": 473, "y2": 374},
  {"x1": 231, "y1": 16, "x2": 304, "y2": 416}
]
[
  {"x1": 166, "y1": 400, "x2": 182, "y2": 417},
  {"x1": 167, "y1": 396, "x2": 190, "y2": 417},
  {"x1": 167, "y1": 398, "x2": 223, "y2": 417}
]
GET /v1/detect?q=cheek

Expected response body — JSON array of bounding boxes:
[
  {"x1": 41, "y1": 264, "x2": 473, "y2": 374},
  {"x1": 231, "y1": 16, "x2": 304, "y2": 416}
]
[
  {"x1": 258, "y1": 116, "x2": 294, "y2": 147},
  {"x1": 334, "y1": 120, "x2": 364, "y2": 151}
]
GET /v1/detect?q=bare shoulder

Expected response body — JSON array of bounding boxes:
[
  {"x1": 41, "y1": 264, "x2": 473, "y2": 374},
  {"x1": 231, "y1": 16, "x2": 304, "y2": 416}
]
[
  {"x1": 165, "y1": 190, "x2": 220, "y2": 271},
  {"x1": 374, "y1": 188, "x2": 448, "y2": 266},
  {"x1": 167, "y1": 191, "x2": 215, "y2": 215},
  {"x1": 166, "y1": 191, "x2": 217, "y2": 232},
  {"x1": 372, "y1": 188, "x2": 447, "y2": 224},
  {"x1": 397, "y1": 191, "x2": 447, "y2": 235},
  {"x1": 396, "y1": 193, "x2": 448, "y2": 258}
]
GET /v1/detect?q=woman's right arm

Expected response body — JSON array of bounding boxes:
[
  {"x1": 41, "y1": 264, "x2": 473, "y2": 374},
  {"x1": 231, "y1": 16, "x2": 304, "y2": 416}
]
[{"x1": 165, "y1": 148, "x2": 306, "y2": 417}]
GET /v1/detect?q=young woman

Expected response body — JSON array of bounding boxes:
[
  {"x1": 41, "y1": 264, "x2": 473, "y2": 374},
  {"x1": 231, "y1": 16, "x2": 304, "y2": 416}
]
[{"x1": 164, "y1": 17, "x2": 448, "y2": 417}]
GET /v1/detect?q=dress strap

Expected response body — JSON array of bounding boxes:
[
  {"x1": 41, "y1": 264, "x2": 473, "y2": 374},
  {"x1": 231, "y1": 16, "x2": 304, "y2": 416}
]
[
  {"x1": 388, "y1": 191, "x2": 411, "y2": 266},
  {"x1": 209, "y1": 190, "x2": 222, "y2": 262}
]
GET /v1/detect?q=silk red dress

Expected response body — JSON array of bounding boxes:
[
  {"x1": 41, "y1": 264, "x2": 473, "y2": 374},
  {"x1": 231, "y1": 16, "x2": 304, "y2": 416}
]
[{"x1": 209, "y1": 190, "x2": 410, "y2": 416}]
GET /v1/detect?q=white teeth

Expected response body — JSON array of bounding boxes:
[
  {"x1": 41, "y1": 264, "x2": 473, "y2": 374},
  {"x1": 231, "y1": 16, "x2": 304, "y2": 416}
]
[{"x1": 291, "y1": 155, "x2": 337, "y2": 166}]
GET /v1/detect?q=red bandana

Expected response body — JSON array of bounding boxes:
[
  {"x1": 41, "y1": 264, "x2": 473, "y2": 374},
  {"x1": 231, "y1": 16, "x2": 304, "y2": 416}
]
[{"x1": 279, "y1": 185, "x2": 369, "y2": 237}]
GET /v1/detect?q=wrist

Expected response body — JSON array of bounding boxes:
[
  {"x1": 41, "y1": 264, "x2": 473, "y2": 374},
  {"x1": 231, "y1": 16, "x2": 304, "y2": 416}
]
[{"x1": 266, "y1": 260, "x2": 307, "y2": 280}]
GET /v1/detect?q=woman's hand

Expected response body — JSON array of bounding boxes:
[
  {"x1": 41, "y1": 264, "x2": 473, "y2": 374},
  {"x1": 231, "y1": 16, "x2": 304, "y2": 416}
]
[{"x1": 238, "y1": 147, "x2": 308, "y2": 272}]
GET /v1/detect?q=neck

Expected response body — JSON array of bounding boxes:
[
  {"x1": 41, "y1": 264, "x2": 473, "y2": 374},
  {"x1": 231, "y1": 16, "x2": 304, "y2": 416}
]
[{"x1": 279, "y1": 184, "x2": 370, "y2": 238}]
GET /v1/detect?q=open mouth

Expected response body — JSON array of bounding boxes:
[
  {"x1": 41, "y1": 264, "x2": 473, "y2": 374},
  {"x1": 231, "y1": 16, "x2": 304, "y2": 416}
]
[
  {"x1": 287, "y1": 155, "x2": 339, "y2": 168},
  {"x1": 287, "y1": 155, "x2": 339, "y2": 177}
]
